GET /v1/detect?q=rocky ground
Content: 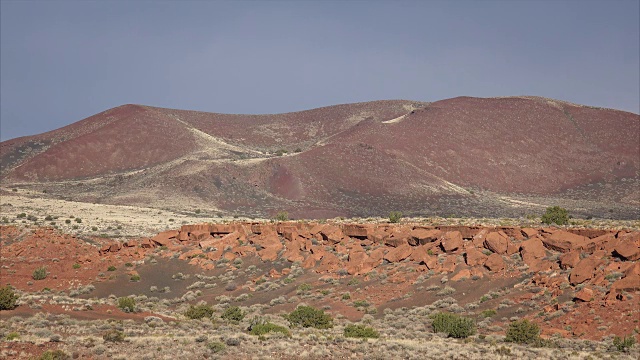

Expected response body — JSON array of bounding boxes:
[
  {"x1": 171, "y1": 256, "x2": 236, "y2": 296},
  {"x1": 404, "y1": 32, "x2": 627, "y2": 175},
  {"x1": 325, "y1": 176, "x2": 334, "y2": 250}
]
[{"x1": 1, "y1": 211, "x2": 639, "y2": 359}]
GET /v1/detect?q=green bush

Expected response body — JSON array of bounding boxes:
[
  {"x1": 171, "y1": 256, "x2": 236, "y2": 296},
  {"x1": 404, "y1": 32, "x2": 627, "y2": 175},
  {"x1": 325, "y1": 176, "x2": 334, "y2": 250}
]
[
  {"x1": 275, "y1": 211, "x2": 289, "y2": 221},
  {"x1": 285, "y1": 305, "x2": 333, "y2": 329},
  {"x1": 344, "y1": 324, "x2": 379, "y2": 339},
  {"x1": 206, "y1": 341, "x2": 226, "y2": 353},
  {"x1": 388, "y1": 211, "x2": 403, "y2": 223},
  {"x1": 541, "y1": 206, "x2": 569, "y2": 225},
  {"x1": 32, "y1": 266, "x2": 47, "y2": 280},
  {"x1": 613, "y1": 335, "x2": 636, "y2": 352},
  {"x1": 480, "y1": 309, "x2": 497, "y2": 318},
  {"x1": 0, "y1": 285, "x2": 19, "y2": 310},
  {"x1": 221, "y1": 306, "x2": 245, "y2": 322},
  {"x1": 36, "y1": 350, "x2": 70, "y2": 360},
  {"x1": 431, "y1": 312, "x2": 476, "y2": 338},
  {"x1": 107, "y1": 265, "x2": 116, "y2": 271},
  {"x1": 130, "y1": 274, "x2": 141, "y2": 282},
  {"x1": 102, "y1": 329, "x2": 125, "y2": 342},
  {"x1": 75, "y1": 218, "x2": 82, "y2": 223},
  {"x1": 249, "y1": 321, "x2": 291, "y2": 336},
  {"x1": 185, "y1": 304, "x2": 214, "y2": 319},
  {"x1": 72, "y1": 263, "x2": 81, "y2": 269},
  {"x1": 505, "y1": 319, "x2": 541, "y2": 344},
  {"x1": 117, "y1": 297, "x2": 136, "y2": 313}
]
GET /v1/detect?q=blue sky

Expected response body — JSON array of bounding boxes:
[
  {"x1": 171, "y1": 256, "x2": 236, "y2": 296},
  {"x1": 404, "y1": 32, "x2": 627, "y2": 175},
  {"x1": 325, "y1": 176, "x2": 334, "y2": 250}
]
[{"x1": 1, "y1": 0, "x2": 638, "y2": 140}]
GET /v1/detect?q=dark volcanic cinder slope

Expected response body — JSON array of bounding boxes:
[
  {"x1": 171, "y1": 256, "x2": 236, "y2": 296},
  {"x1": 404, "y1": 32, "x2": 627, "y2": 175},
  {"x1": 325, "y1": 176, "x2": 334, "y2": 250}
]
[{"x1": 1, "y1": 97, "x2": 638, "y2": 219}]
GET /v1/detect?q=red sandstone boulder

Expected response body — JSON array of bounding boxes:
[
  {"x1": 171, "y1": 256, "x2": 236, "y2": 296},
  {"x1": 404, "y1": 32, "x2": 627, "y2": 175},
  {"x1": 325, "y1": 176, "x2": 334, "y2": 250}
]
[
  {"x1": 573, "y1": 287, "x2": 594, "y2": 302},
  {"x1": 520, "y1": 237, "x2": 546, "y2": 264},
  {"x1": 465, "y1": 248, "x2": 488, "y2": 267},
  {"x1": 583, "y1": 233, "x2": 617, "y2": 253},
  {"x1": 613, "y1": 240, "x2": 640, "y2": 261},
  {"x1": 189, "y1": 230, "x2": 210, "y2": 241},
  {"x1": 471, "y1": 229, "x2": 489, "y2": 248},
  {"x1": 282, "y1": 247, "x2": 305, "y2": 263},
  {"x1": 541, "y1": 231, "x2": 588, "y2": 253},
  {"x1": 521, "y1": 228, "x2": 539, "y2": 238},
  {"x1": 484, "y1": 232, "x2": 508, "y2": 254},
  {"x1": 319, "y1": 225, "x2": 345, "y2": 244},
  {"x1": 409, "y1": 228, "x2": 441, "y2": 246},
  {"x1": 410, "y1": 245, "x2": 431, "y2": 264},
  {"x1": 442, "y1": 256, "x2": 457, "y2": 273},
  {"x1": 199, "y1": 236, "x2": 217, "y2": 249},
  {"x1": 441, "y1": 231, "x2": 463, "y2": 252},
  {"x1": 559, "y1": 251, "x2": 581, "y2": 269},
  {"x1": 342, "y1": 224, "x2": 374, "y2": 238},
  {"x1": 484, "y1": 253, "x2": 505, "y2": 272},
  {"x1": 152, "y1": 231, "x2": 177, "y2": 246},
  {"x1": 451, "y1": 269, "x2": 471, "y2": 281},
  {"x1": 611, "y1": 274, "x2": 640, "y2": 293},
  {"x1": 369, "y1": 247, "x2": 386, "y2": 263},
  {"x1": 569, "y1": 258, "x2": 604, "y2": 285},
  {"x1": 384, "y1": 244, "x2": 412, "y2": 263},
  {"x1": 316, "y1": 252, "x2": 341, "y2": 273},
  {"x1": 257, "y1": 247, "x2": 279, "y2": 261}
]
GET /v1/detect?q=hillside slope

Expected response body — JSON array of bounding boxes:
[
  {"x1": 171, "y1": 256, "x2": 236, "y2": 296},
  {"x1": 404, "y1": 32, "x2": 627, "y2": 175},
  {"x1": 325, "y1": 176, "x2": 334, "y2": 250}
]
[{"x1": 1, "y1": 97, "x2": 638, "y2": 219}]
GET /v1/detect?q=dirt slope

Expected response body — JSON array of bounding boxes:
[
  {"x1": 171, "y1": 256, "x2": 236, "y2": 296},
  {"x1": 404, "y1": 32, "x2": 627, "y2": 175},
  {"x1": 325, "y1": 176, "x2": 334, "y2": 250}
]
[{"x1": 1, "y1": 97, "x2": 638, "y2": 219}]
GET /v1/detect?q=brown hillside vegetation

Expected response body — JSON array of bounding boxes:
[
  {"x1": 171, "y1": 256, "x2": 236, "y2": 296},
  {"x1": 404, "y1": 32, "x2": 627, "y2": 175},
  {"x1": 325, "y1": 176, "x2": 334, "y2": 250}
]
[{"x1": 1, "y1": 96, "x2": 638, "y2": 219}]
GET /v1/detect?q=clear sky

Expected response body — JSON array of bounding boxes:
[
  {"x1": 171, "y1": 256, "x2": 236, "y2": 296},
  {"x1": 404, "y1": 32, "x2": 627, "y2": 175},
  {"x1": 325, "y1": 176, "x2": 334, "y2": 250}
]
[{"x1": 1, "y1": 0, "x2": 638, "y2": 141}]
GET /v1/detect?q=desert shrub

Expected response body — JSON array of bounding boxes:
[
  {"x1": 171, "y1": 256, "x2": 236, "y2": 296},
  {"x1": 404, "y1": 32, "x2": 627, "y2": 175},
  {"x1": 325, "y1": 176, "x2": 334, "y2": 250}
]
[
  {"x1": 431, "y1": 312, "x2": 476, "y2": 338},
  {"x1": 72, "y1": 263, "x2": 81, "y2": 269},
  {"x1": 353, "y1": 300, "x2": 370, "y2": 307},
  {"x1": 65, "y1": 219, "x2": 71, "y2": 224},
  {"x1": 32, "y1": 267, "x2": 47, "y2": 280},
  {"x1": 36, "y1": 350, "x2": 70, "y2": 360},
  {"x1": 275, "y1": 211, "x2": 289, "y2": 221},
  {"x1": 342, "y1": 293, "x2": 351, "y2": 300},
  {"x1": 117, "y1": 297, "x2": 136, "y2": 313},
  {"x1": 206, "y1": 341, "x2": 225, "y2": 353},
  {"x1": 17, "y1": 213, "x2": 26, "y2": 218},
  {"x1": 286, "y1": 305, "x2": 333, "y2": 329},
  {"x1": 185, "y1": 304, "x2": 214, "y2": 319},
  {"x1": 6, "y1": 332, "x2": 19, "y2": 340},
  {"x1": 221, "y1": 306, "x2": 245, "y2": 322},
  {"x1": 75, "y1": 218, "x2": 82, "y2": 223},
  {"x1": 480, "y1": 309, "x2": 497, "y2": 318},
  {"x1": 613, "y1": 335, "x2": 636, "y2": 352},
  {"x1": 388, "y1": 211, "x2": 403, "y2": 223},
  {"x1": 505, "y1": 319, "x2": 540, "y2": 344},
  {"x1": 0, "y1": 285, "x2": 19, "y2": 310},
  {"x1": 107, "y1": 265, "x2": 116, "y2": 271},
  {"x1": 102, "y1": 329, "x2": 125, "y2": 342},
  {"x1": 130, "y1": 274, "x2": 141, "y2": 282},
  {"x1": 44, "y1": 215, "x2": 53, "y2": 221},
  {"x1": 541, "y1": 206, "x2": 569, "y2": 225},
  {"x1": 344, "y1": 324, "x2": 379, "y2": 339},
  {"x1": 297, "y1": 283, "x2": 312, "y2": 292},
  {"x1": 249, "y1": 321, "x2": 291, "y2": 336}
]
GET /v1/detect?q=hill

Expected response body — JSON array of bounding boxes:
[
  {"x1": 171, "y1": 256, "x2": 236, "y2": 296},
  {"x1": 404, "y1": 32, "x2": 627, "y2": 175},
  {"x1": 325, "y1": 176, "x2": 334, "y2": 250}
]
[{"x1": 1, "y1": 96, "x2": 638, "y2": 219}]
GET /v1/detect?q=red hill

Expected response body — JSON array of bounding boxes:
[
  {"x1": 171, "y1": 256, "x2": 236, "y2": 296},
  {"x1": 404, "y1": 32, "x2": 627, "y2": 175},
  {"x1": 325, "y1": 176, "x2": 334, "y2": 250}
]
[{"x1": 1, "y1": 96, "x2": 638, "y2": 219}]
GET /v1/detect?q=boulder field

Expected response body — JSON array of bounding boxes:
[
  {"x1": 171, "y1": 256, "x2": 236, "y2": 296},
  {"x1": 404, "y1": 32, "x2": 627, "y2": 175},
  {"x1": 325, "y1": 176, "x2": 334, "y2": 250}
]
[{"x1": 96, "y1": 222, "x2": 640, "y2": 305}]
